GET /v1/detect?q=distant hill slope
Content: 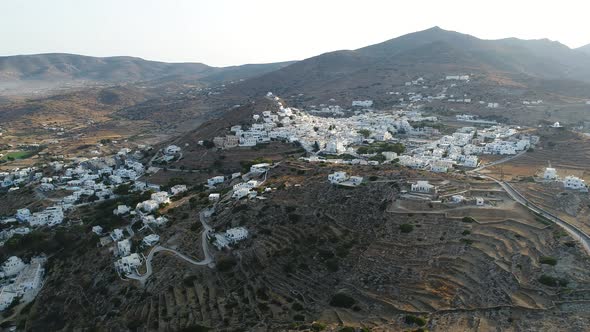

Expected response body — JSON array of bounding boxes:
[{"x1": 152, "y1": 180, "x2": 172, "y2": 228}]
[
  {"x1": 578, "y1": 44, "x2": 590, "y2": 55},
  {"x1": 234, "y1": 27, "x2": 590, "y2": 99},
  {"x1": 0, "y1": 53, "x2": 295, "y2": 94}
]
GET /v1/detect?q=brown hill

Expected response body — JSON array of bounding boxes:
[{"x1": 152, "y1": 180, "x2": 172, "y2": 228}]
[
  {"x1": 0, "y1": 53, "x2": 295, "y2": 95},
  {"x1": 232, "y1": 27, "x2": 590, "y2": 101}
]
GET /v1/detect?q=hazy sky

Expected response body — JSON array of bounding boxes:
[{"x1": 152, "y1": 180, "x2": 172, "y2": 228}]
[{"x1": 2, "y1": 0, "x2": 589, "y2": 67}]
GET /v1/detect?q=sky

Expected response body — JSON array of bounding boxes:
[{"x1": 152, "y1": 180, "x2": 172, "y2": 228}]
[{"x1": 1, "y1": 0, "x2": 590, "y2": 67}]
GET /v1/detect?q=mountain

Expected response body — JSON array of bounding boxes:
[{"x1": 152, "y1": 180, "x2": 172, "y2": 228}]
[
  {"x1": 233, "y1": 27, "x2": 590, "y2": 100},
  {"x1": 0, "y1": 53, "x2": 295, "y2": 95},
  {"x1": 578, "y1": 44, "x2": 590, "y2": 55}
]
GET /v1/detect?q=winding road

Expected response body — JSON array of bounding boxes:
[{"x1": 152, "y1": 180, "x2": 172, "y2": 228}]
[
  {"x1": 127, "y1": 207, "x2": 216, "y2": 285},
  {"x1": 462, "y1": 148, "x2": 590, "y2": 255}
]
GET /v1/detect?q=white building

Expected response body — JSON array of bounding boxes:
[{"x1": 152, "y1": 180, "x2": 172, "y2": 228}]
[
  {"x1": 451, "y1": 195, "x2": 465, "y2": 203},
  {"x1": 114, "y1": 253, "x2": 143, "y2": 275},
  {"x1": 164, "y1": 145, "x2": 181, "y2": 155},
  {"x1": 232, "y1": 188, "x2": 251, "y2": 200},
  {"x1": 111, "y1": 229, "x2": 124, "y2": 242},
  {"x1": 463, "y1": 155, "x2": 478, "y2": 168},
  {"x1": 328, "y1": 172, "x2": 348, "y2": 184},
  {"x1": 29, "y1": 207, "x2": 64, "y2": 227},
  {"x1": 411, "y1": 181, "x2": 436, "y2": 193},
  {"x1": 117, "y1": 239, "x2": 132, "y2": 257},
  {"x1": 150, "y1": 192, "x2": 170, "y2": 204},
  {"x1": 142, "y1": 234, "x2": 160, "y2": 247},
  {"x1": 113, "y1": 205, "x2": 131, "y2": 216},
  {"x1": 170, "y1": 184, "x2": 187, "y2": 196},
  {"x1": 563, "y1": 176, "x2": 587, "y2": 190},
  {"x1": 544, "y1": 167, "x2": 557, "y2": 180},
  {"x1": 352, "y1": 100, "x2": 373, "y2": 108},
  {"x1": 349, "y1": 176, "x2": 364, "y2": 186},
  {"x1": 15, "y1": 209, "x2": 31, "y2": 222},
  {"x1": 137, "y1": 200, "x2": 159, "y2": 213},
  {"x1": 225, "y1": 227, "x2": 249, "y2": 244},
  {"x1": 1, "y1": 256, "x2": 26, "y2": 277},
  {"x1": 382, "y1": 151, "x2": 398, "y2": 161},
  {"x1": 209, "y1": 193, "x2": 220, "y2": 201},
  {"x1": 326, "y1": 140, "x2": 346, "y2": 154},
  {"x1": 250, "y1": 163, "x2": 271, "y2": 173},
  {"x1": 92, "y1": 225, "x2": 103, "y2": 235},
  {"x1": 207, "y1": 176, "x2": 225, "y2": 187},
  {"x1": 475, "y1": 197, "x2": 485, "y2": 206}
]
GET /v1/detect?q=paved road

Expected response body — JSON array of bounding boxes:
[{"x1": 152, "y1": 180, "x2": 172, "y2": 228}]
[
  {"x1": 470, "y1": 150, "x2": 527, "y2": 172},
  {"x1": 127, "y1": 207, "x2": 216, "y2": 284},
  {"x1": 477, "y1": 174, "x2": 590, "y2": 255}
]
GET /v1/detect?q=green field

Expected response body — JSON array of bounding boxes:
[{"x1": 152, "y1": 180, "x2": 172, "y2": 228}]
[{"x1": 0, "y1": 150, "x2": 35, "y2": 161}]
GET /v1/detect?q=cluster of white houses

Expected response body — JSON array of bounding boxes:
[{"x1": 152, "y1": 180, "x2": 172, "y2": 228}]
[
  {"x1": 0, "y1": 153, "x2": 155, "y2": 239},
  {"x1": 0, "y1": 256, "x2": 46, "y2": 311},
  {"x1": 400, "y1": 126, "x2": 537, "y2": 172},
  {"x1": 210, "y1": 92, "x2": 537, "y2": 175},
  {"x1": 543, "y1": 167, "x2": 588, "y2": 191}
]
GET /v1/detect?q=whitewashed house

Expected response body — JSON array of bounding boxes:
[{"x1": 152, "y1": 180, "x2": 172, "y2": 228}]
[
  {"x1": 352, "y1": 100, "x2": 373, "y2": 107},
  {"x1": 164, "y1": 145, "x2": 181, "y2": 155},
  {"x1": 250, "y1": 163, "x2": 271, "y2": 173},
  {"x1": 463, "y1": 155, "x2": 478, "y2": 168},
  {"x1": 29, "y1": 207, "x2": 64, "y2": 227},
  {"x1": 207, "y1": 176, "x2": 225, "y2": 187},
  {"x1": 114, "y1": 253, "x2": 143, "y2": 275},
  {"x1": 142, "y1": 234, "x2": 159, "y2": 247},
  {"x1": 349, "y1": 176, "x2": 364, "y2": 186},
  {"x1": 117, "y1": 239, "x2": 132, "y2": 257},
  {"x1": 1, "y1": 256, "x2": 26, "y2": 277},
  {"x1": 137, "y1": 200, "x2": 159, "y2": 213},
  {"x1": 225, "y1": 227, "x2": 249, "y2": 244},
  {"x1": 209, "y1": 193, "x2": 220, "y2": 201},
  {"x1": 563, "y1": 176, "x2": 587, "y2": 190},
  {"x1": 411, "y1": 181, "x2": 436, "y2": 193},
  {"x1": 151, "y1": 192, "x2": 170, "y2": 205},
  {"x1": 92, "y1": 226, "x2": 103, "y2": 235},
  {"x1": 113, "y1": 205, "x2": 131, "y2": 216},
  {"x1": 328, "y1": 172, "x2": 348, "y2": 184},
  {"x1": 110, "y1": 229, "x2": 124, "y2": 242},
  {"x1": 451, "y1": 195, "x2": 465, "y2": 203},
  {"x1": 15, "y1": 209, "x2": 31, "y2": 222},
  {"x1": 544, "y1": 167, "x2": 557, "y2": 180},
  {"x1": 170, "y1": 185, "x2": 187, "y2": 195}
]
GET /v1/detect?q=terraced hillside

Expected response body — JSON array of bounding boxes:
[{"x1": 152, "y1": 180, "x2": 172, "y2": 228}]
[{"x1": 13, "y1": 163, "x2": 590, "y2": 331}]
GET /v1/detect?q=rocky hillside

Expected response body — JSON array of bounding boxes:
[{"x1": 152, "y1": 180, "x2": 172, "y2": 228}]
[{"x1": 231, "y1": 27, "x2": 590, "y2": 101}]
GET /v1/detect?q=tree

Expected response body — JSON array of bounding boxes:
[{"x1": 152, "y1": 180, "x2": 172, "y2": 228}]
[
  {"x1": 312, "y1": 141, "x2": 320, "y2": 152},
  {"x1": 202, "y1": 140, "x2": 215, "y2": 149},
  {"x1": 358, "y1": 129, "x2": 371, "y2": 138}
]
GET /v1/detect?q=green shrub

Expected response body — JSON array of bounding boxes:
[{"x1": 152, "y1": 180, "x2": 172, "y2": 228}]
[
  {"x1": 461, "y1": 238, "x2": 474, "y2": 245},
  {"x1": 399, "y1": 224, "x2": 414, "y2": 233},
  {"x1": 329, "y1": 293, "x2": 356, "y2": 308},
  {"x1": 311, "y1": 322, "x2": 327, "y2": 331},
  {"x1": 538, "y1": 274, "x2": 568, "y2": 287},
  {"x1": 462, "y1": 216, "x2": 476, "y2": 223},
  {"x1": 539, "y1": 256, "x2": 557, "y2": 266},
  {"x1": 405, "y1": 315, "x2": 427, "y2": 326}
]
